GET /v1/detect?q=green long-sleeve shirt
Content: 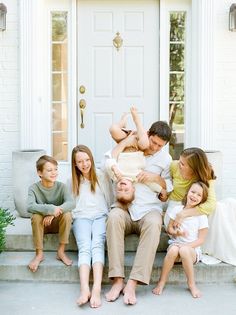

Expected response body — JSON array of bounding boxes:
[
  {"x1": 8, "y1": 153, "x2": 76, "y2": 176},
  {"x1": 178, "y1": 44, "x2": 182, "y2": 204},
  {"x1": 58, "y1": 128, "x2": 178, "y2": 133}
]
[{"x1": 27, "y1": 181, "x2": 75, "y2": 216}]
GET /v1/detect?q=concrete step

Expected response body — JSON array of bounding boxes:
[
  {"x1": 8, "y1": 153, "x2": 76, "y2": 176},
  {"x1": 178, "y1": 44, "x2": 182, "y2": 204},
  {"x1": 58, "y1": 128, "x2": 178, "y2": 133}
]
[
  {"x1": 0, "y1": 251, "x2": 235, "y2": 284},
  {"x1": 3, "y1": 215, "x2": 236, "y2": 285},
  {"x1": 5, "y1": 215, "x2": 169, "y2": 252}
]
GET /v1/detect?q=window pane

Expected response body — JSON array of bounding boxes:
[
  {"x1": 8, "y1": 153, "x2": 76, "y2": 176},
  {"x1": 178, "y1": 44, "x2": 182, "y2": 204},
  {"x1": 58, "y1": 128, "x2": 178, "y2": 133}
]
[
  {"x1": 51, "y1": 12, "x2": 68, "y2": 161},
  {"x1": 52, "y1": 132, "x2": 68, "y2": 161},
  {"x1": 170, "y1": 44, "x2": 185, "y2": 71},
  {"x1": 52, "y1": 73, "x2": 68, "y2": 102},
  {"x1": 52, "y1": 102, "x2": 68, "y2": 132},
  {"x1": 170, "y1": 12, "x2": 186, "y2": 42},
  {"x1": 169, "y1": 73, "x2": 185, "y2": 102},
  {"x1": 52, "y1": 44, "x2": 68, "y2": 71},
  {"x1": 52, "y1": 12, "x2": 67, "y2": 42}
]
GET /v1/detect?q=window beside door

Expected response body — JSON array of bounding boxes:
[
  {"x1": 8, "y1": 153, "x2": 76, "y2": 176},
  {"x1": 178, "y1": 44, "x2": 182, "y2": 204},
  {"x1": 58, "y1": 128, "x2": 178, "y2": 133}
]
[
  {"x1": 51, "y1": 11, "x2": 68, "y2": 161},
  {"x1": 169, "y1": 11, "x2": 186, "y2": 160}
]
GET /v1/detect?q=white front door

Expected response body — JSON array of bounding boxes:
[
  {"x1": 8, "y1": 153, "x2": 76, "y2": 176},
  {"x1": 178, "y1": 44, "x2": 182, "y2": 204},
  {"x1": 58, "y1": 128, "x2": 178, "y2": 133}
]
[{"x1": 77, "y1": 0, "x2": 159, "y2": 164}]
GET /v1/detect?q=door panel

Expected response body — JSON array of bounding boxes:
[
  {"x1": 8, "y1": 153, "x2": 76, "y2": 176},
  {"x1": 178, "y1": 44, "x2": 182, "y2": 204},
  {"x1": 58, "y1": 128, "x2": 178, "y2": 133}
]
[{"x1": 77, "y1": 0, "x2": 159, "y2": 164}]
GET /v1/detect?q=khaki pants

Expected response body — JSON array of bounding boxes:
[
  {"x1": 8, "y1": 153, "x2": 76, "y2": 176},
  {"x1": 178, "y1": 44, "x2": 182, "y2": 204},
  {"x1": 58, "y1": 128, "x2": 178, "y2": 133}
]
[
  {"x1": 31, "y1": 212, "x2": 72, "y2": 250},
  {"x1": 106, "y1": 207, "x2": 162, "y2": 285}
]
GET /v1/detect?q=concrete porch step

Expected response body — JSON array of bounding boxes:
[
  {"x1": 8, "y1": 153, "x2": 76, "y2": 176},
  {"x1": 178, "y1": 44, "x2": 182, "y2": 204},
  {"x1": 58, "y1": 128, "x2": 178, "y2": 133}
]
[
  {"x1": 5, "y1": 216, "x2": 169, "y2": 252},
  {"x1": 0, "y1": 251, "x2": 235, "y2": 284}
]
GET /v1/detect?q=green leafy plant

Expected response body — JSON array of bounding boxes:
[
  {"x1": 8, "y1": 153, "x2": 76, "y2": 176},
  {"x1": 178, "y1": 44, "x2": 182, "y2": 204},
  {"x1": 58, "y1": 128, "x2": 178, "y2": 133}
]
[{"x1": 0, "y1": 208, "x2": 15, "y2": 253}]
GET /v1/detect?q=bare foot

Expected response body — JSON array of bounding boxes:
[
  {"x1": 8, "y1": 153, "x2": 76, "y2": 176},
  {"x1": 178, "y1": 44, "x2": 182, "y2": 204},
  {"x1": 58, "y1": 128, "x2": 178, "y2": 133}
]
[
  {"x1": 119, "y1": 113, "x2": 129, "y2": 128},
  {"x1": 56, "y1": 252, "x2": 73, "y2": 266},
  {"x1": 90, "y1": 287, "x2": 102, "y2": 308},
  {"x1": 130, "y1": 106, "x2": 140, "y2": 125},
  {"x1": 152, "y1": 281, "x2": 165, "y2": 295},
  {"x1": 28, "y1": 253, "x2": 44, "y2": 272},
  {"x1": 123, "y1": 279, "x2": 137, "y2": 305},
  {"x1": 105, "y1": 278, "x2": 124, "y2": 302},
  {"x1": 76, "y1": 286, "x2": 91, "y2": 306},
  {"x1": 188, "y1": 284, "x2": 202, "y2": 298}
]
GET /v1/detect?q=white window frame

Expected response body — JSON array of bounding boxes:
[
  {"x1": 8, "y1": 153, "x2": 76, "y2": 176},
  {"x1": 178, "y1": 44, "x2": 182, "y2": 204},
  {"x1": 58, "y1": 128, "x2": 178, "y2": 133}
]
[{"x1": 159, "y1": 0, "x2": 215, "y2": 150}]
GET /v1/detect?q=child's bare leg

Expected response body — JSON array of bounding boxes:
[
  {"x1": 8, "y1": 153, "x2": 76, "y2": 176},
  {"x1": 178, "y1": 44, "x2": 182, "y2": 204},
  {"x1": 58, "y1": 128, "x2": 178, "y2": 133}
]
[
  {"x1": 57, "y1": 243, "x2": 73, "y2": 266},
  {"x1": 77, "y1": 264, "x2": 91, "y2": 306},
  {"x1": 28, "y1": 249, "x2": 44, "y2": 272},
  {"x1": 179, "y1": 246, "x2": 201, "y2": 298},
  {"x1": 152, "y1": 245, "x2": 179, "y2": 295},
  {"x1": 109, "y1": 113, "x2": 129, "y2": 143},
  {"x1": 90, "y1": 262, "x2": 103, "y2": 308},
  {"x1": 130, "y1": 106, "x2": 149, "y2": 150}
]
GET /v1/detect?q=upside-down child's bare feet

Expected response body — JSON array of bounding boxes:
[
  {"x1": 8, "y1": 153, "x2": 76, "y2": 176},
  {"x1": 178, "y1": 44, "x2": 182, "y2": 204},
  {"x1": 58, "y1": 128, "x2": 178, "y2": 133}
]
[
  {"x1": 119, "y1": 113, "x2": 129, "y2": 129},
  {"x1": 76, "y1": 286, "x2": 91, "y2": 306},
  {"x1": 105, "y1": 278, "x2": 124, "y2": 302},
  {"x1": 123, "y1": 279, "x2": 137, "y2": 305},
  {"x1": 188, "y1": 283, "x2": 202, "y2": 298},
  {"x1": 56, "y1": 251, "x2": 73, "y2": 266},
  {"x1": 130, "y1": 106, "x2": 140, "y2": 125},
  {"x1": 28, "y1": 252, "x2": 44, "y2": 273},
  {"x1": 152, "y1": 281, "x2": 165, "y2": 295},
  {"x1": 90, "y1": 287, "x2": 102, "y2": 308}
]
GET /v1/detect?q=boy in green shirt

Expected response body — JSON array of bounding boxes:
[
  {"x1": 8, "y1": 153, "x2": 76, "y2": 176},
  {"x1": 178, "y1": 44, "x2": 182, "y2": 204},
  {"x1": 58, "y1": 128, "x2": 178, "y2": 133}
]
[{"x1": 27, "y1": 155, "x2": 75, "y2": 272}]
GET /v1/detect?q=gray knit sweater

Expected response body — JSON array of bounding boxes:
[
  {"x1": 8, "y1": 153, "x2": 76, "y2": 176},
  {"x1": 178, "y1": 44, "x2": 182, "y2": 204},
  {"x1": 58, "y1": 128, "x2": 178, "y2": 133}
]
[{"x1": 27, "y1": 181, "x2": 75, "y2": 216}]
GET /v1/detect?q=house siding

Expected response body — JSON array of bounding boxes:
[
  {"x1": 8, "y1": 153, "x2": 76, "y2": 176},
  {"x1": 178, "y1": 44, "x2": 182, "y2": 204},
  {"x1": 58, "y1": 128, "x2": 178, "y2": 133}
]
[
  {"x1": 0, "y1": 0, "x2": 236, "y2": 212},
  {"x1": 215, "y1": 0, "x2": 236, "y2": 198},
  {"x1": 0, "y1": 0, "x2": 19, "y2": 210}
]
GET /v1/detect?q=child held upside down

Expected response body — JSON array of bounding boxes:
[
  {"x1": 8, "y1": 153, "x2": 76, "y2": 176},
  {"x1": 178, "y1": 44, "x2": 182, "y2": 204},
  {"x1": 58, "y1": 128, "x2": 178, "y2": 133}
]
[
  {"x1": 106, "y1": 106, "x2": 166, "y2": 206},
  {"x1": 152, "y1": 181, "x2": 209, "y2": 298}
]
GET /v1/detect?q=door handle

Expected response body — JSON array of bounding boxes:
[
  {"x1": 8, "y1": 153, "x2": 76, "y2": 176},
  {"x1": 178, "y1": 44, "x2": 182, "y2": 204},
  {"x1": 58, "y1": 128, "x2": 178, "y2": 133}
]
[{"x1": 79, "y1": 99, "x2": 86, "y2": 128}]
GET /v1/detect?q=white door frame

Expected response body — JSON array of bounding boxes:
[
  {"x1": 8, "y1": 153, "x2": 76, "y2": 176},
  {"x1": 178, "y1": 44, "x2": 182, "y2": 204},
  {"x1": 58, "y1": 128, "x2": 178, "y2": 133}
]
[{"x1": 19, "y1": 0, "x2": 216, "y2": 157}]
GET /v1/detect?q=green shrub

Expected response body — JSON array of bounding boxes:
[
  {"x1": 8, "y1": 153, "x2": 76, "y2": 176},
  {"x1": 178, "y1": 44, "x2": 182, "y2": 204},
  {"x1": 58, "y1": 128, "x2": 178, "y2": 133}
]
[{"x1": 0, "y1": 208, "x2": 15, "y2": 253}]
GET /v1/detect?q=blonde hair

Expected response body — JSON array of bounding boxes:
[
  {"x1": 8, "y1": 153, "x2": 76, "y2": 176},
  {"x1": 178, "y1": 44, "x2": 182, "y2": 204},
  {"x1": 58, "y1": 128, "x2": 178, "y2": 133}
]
[
  {"x1": 71, "y1": 145, "x2": 98, "y2": 196},
  {"x1": 181, "y1": 147, "x2": 216, "y2": 187},
  {"x1": 182, "y1": 181, "x2": 209, "y2": 206}
]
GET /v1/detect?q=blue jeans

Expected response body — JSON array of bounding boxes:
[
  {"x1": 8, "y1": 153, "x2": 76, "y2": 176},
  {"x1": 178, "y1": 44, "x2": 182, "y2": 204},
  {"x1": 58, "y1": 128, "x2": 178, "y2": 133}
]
[{"x1": 72, "y1": 215, "x2": 106, "y2": 267}]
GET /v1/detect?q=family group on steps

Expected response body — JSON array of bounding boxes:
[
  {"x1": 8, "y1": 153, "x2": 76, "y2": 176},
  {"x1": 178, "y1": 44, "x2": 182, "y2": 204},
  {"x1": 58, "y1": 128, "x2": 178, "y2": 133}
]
[{"x1": 26, "y1": 107, "x2": 236, "y2": 308}]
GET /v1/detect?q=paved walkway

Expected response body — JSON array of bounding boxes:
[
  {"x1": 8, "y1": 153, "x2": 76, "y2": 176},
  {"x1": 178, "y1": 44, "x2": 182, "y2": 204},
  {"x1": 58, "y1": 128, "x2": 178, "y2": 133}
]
[{"x1": 0, "y1": 281, "x2": 235, "y2": 315}]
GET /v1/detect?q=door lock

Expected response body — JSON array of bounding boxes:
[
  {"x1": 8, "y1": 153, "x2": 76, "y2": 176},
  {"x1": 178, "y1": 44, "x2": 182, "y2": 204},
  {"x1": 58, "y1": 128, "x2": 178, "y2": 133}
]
[{"x1": 79, "y1": 99, "x2": 86, "y2": 128}]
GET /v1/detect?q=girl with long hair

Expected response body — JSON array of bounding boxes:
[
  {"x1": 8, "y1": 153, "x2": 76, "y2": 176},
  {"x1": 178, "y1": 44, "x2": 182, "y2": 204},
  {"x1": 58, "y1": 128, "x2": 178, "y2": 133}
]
[{"x1": 70, "y1": 145, "x2": 113, "y2": 308}]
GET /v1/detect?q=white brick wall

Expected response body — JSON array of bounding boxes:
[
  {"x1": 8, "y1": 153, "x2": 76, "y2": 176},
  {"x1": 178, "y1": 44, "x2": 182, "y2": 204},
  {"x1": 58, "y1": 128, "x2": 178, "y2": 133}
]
[
  {"x1": 215, "y1": 0, "x2": 236, "y2": 198},
  {"x1": 0, "y1": 0, "x2": 19, "y2": 210}
]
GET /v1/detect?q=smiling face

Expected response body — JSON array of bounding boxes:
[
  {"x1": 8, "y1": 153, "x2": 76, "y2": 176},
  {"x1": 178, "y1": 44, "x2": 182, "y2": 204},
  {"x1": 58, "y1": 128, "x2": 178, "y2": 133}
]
[
  {"x1": 186, "y1": 183, "x2": 203, "y2": 208},
  {"x1": 38, "y1": 161, "x2": 58, "y2": 186},
  {"x1": 116, "y1": 178, "x2": 135, "y2": 204},
  {"x1": 75, "y1": 151, "x2": 92, "y2": 179}
]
